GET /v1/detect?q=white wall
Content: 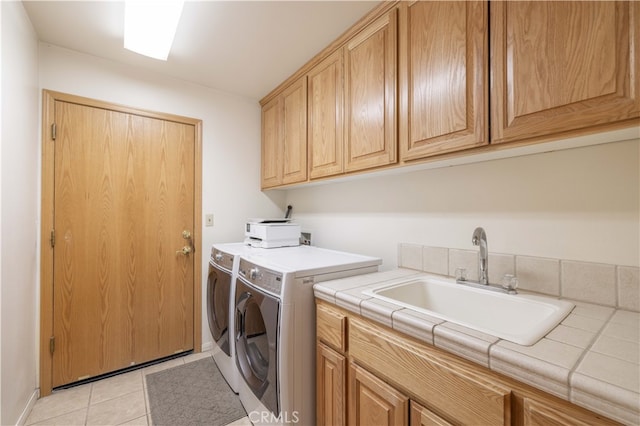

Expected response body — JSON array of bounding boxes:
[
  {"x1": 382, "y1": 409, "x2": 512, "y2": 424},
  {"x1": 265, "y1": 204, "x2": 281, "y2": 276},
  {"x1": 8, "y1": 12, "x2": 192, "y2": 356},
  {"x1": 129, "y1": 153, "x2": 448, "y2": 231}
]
[
  {"x1": 285, "y1": 138, "x2": 640, "y2": 270},
  {"x1": 1, "y1": 2, "x2": 40, "y2": 424},
  {"x1": 39, "y1": 44, "x2": 286, "y2": 354}
]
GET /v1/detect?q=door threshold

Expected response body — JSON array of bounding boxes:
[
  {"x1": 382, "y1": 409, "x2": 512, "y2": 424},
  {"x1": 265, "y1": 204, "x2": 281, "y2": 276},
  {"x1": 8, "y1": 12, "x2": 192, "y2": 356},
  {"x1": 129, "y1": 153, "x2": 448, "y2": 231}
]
[{"x1": 53, "y1": 350, "x2": 193, "y2": 391}]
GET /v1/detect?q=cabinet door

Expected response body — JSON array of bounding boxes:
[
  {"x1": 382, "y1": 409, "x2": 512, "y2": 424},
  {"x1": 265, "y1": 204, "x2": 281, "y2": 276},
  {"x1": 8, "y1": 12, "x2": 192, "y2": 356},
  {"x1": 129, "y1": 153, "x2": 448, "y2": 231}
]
[
  {"x1": 491, "y1": 1, "x2": 640, "y2": 144},
  {"x1": 308, "y1": 49, "x2": 344, "y2": 179},
  {"x1": 349, "y1": 362, "x2": 409, "y2": 426},
  {"x1": 261, "y1": 97, "x2": 282, "y2": 188},
  {"x1": 349, "y1": 317, "x2": 511, "y2": 425},
  {"x1": 521, "y1": 397, "x2": 615, "y2": 426},
  {"x1": 317, "y1": 343, "x2": 346, "y2": 426},
  {"x1": 281, "y1": 77, "x2": 308, "y2": 185},
  {"x1": 344, "y1": 8, "x2": 397, "y2": 172},
  {"x1": 410, "y1": 401, "x2": 453, "y2": 426},
  {"x1": 399, "y1": 1, "x2": 488, "y2": 161},
  {"x1": 317, "y1": 302, "x2": 347, "y2": 353}
]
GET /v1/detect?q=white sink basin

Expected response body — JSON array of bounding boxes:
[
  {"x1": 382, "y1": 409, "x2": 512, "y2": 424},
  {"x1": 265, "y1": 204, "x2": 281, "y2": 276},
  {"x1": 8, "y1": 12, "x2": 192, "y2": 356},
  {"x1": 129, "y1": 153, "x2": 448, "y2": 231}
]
[{"x1": 363, "y1": 277, "x2": 574, "y2": 346}]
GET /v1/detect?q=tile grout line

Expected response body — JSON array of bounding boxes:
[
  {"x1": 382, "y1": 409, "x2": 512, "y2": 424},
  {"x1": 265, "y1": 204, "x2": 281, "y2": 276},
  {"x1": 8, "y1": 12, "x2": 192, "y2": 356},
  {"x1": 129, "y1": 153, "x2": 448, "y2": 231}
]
[
  {"x1": 84, "y1": 382, "x2": 93, "y2": 426},
  {"x1": 142, "y1": 369, "x2": 151, "y2": 426},
  {"x1": 566, "y1": 308, "x2": 617, "y2": 404}
]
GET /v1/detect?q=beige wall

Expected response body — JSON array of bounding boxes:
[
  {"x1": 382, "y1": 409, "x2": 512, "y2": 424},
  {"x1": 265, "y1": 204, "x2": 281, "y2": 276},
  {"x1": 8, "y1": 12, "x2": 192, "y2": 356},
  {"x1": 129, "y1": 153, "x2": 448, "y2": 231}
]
[
  {"x1": 285, "y1": 138, "x2": 640, "y2": 270},
  {"x1": 1, "y1": 2, "x2": 40, "y2": 424}
]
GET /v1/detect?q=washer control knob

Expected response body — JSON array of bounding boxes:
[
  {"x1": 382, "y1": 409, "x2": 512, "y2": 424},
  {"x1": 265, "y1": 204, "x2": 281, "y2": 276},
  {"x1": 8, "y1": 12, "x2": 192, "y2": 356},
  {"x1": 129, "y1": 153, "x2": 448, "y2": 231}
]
[
  {"x1": 215, "y1": 253, "x2": 223, "y2": 261},
  {"x1": 249, "y1": 268, "x2": 259, "y2": 280}
]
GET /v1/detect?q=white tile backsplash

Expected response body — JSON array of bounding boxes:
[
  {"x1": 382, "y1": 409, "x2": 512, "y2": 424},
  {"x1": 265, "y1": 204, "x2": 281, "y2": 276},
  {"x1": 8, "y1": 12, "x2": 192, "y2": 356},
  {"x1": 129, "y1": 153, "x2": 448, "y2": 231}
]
[
  {"x1": 487, "y1": 253, "x2": 515, "y2": 285},
  {"x1": 448, "y1": 249, "x2": 479, "y2": 281},
  {"x1": 398, "y1": 243, "x2": 423, "y2": 270},
  {"x1": 562, "y1": 261, "x2": 617, "y2": 307},
  {"x1": 618, "y1": 266, "x2": 640, "y2": 312},
  {"x1": 516, "y1": 256, "x2": 560, "y2": 296},
  {"x1": 421, "y1": 246, "x2": 448, "y2": 275},
  {"x1": 399, "y1": 243, "x2": 638, "y2": 311}
]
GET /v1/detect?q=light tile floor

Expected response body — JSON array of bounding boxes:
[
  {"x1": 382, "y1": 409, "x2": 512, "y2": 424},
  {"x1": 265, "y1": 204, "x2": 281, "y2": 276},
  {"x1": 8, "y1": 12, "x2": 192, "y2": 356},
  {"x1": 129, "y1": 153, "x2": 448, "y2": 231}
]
[{"x1": 25, "y1": 351, "x2": 253, "y2": 426}]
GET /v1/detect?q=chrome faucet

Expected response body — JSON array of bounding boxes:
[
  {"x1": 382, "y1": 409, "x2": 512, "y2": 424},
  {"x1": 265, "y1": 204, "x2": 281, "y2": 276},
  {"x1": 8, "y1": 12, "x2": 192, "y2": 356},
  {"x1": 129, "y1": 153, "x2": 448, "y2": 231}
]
[{"x1": 472, "y1": 227, "x2": 488, "y2": 285}]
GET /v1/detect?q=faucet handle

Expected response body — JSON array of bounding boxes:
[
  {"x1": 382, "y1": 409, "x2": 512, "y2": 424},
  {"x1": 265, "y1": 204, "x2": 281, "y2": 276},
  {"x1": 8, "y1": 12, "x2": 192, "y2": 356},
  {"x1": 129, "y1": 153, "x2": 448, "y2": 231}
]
[
  {"x1": 501, "y1": 274, "x2": 518, "y2": 292},
  {"x1": 455, "y1": 267, "x2": 467, "y2": 282}
]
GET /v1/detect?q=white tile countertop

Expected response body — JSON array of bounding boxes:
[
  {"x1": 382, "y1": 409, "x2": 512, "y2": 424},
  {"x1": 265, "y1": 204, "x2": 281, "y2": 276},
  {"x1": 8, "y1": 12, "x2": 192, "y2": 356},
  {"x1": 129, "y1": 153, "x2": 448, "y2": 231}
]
[{"x1": 313, "y1": 269, "x2": 640, "y2": 425}]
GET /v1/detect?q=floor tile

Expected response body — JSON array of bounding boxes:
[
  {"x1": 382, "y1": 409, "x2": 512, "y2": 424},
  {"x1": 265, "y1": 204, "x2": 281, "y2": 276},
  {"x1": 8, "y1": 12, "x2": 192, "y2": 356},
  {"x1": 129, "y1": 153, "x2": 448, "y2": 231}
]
[
  {"x1": 91, "y1": 370, "x2": 143, "y2": 405},
  {"x1": 86, "y1": 391, "x2": 146, "y2": 425},
  {"x1": 181, "y1": 351, "x2": 213, "y2": 364},
  {"x1": 117, "y1": 414, "x2": 148, "y2": 425},
  {"x1": 225, "y1": 417, "x2": 253, "y2": 426},
  {"x1": 142, "y1": 358, "x2": 185, "y2": 376},
  {"x1": 26, "y1": 384, "x2": 91, "y2": 424},
  {"x1": 26, "y1": 352, "x2": 250, "y2": 426},
  {"x1": 28, "y1": 407, "x2": 87, "y2": 426}
]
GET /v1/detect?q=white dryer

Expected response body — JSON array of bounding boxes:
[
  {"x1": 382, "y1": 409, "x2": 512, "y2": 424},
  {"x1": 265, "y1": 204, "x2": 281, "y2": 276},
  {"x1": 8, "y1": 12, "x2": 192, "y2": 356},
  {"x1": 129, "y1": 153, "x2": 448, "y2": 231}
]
[{"x1": 233, "y1": 246, "x2": 381, "y2": 425}]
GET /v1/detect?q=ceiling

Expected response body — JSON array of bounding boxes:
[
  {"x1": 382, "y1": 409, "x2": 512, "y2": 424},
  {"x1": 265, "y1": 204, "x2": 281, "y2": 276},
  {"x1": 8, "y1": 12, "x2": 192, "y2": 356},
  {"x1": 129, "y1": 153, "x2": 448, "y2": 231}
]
[{"x1": 22, "y1": 1, "x2": 380, "y2": 100}]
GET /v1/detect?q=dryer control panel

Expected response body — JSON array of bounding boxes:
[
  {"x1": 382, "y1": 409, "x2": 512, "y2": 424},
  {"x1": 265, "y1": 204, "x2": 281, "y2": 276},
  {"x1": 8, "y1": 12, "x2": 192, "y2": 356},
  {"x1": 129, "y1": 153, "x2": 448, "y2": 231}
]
[
  {"x1": 210, "y1": 247, "x2": 234, "y2": 270},
  {"x1": 238, "y1": 258, "x2": 283, "y2": 296}
]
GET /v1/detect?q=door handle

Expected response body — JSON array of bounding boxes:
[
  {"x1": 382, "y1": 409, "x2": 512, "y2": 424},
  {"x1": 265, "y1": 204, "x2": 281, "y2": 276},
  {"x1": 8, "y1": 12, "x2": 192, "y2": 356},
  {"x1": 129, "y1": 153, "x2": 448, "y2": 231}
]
[
  {"x1": 182, "y1": 230, "x2": 195, "y2": 254},
  {"x1": 176, "y1": 246, "x2": 192, "y2": 256}
]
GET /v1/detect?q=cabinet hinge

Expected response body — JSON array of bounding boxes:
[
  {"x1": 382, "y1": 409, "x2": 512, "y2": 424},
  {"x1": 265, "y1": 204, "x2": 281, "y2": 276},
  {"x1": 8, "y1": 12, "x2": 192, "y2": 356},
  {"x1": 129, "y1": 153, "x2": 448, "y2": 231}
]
[
  {"x1": 49, "y1": 336, "x2": 55, "y2": 355},
  {"x1": 51, "y1": 123, "x2": 56, "y2": 140},
  {"x1": 50, "y1": 229, "x2": 55, "y2": 248}
]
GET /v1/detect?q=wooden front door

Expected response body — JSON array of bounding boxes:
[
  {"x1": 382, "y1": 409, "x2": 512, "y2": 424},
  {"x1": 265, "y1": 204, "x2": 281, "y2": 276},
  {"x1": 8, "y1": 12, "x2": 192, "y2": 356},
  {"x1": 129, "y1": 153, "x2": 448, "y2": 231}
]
[{"x1": 41, "y1": 92, "x2": 202, "y2": 391}]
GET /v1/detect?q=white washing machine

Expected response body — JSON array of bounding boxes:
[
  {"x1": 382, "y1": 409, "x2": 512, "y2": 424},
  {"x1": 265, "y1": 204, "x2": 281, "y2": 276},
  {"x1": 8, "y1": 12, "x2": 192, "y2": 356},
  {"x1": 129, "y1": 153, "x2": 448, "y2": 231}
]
[
  {"x1": 233, "y1": 246, "x2": 381, "y2": 425},
  {"x1": 207, "y1": 242, "x2": 254, "y2": 393}
]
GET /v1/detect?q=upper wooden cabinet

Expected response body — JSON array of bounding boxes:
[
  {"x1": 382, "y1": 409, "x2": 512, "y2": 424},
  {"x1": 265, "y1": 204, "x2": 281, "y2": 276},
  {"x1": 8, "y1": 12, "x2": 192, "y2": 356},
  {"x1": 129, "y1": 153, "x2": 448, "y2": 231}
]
[
  {"x1": 344, "y1": 9, "x2": 398, "y2": 172},
  {"x1": 261, "y1": 97, "x2": 281, "y2": 188},
  {"x1": 308, "y1": 50, "x2": 345, "y2": 179},
  {"x1": 261, "y1": 1, "x2": 639, "y2": 188},
  {"x1": 491, "y1": 1, "x2": 640, "y2": 143},
  {"x1": 261, "y1": 76, "x2": 307, "y2": 189},
  {"x1": 399, "y1": 1, "x2": 489, "y2": 161}
]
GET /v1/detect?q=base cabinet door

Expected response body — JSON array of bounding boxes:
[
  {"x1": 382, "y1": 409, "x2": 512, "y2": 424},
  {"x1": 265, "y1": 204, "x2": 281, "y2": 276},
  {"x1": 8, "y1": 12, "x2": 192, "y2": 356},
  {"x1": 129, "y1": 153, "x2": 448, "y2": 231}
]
[
  {"x1": 349, "y1": 362, "x2": 409, "y2": 426},
  {"x1": 410, "y1": 401, "x2": 453, "y2": 426},
  {"x1": 491, "y1": 1, "x2": 640, "y2": 143},
  {"x1": 521, "y1": 398, "x2": 616, "y2": 426},
  {"x1": 317, "y1": 343, "x2": 346, "y2": 426}
]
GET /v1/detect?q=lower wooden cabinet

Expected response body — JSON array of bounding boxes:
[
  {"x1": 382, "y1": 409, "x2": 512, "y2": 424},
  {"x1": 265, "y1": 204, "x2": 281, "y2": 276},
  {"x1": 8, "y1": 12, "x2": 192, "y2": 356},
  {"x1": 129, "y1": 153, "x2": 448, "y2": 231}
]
[
  {"x1": 316, "y1": 342, "x2": 347, "y2": 426},
  {"x1": 349, "y1": 362, "x2": 408, "y2": 426},
  {"x1": 410, "y1": 401, "x2": 453, "y2": 426},
  {"x1": 522, "y1": 398, "x2": 598, "y2": 426},
  {"x1": 315, "y1": 300, "x2": 619, "y2": 426}
]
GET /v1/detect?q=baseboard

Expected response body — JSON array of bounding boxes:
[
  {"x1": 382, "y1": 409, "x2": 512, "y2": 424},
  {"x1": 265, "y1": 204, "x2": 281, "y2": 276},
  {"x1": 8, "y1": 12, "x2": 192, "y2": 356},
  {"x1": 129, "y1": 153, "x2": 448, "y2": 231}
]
[{"x1": 16, "y1": 388, "x2": 39, "y2": 426}]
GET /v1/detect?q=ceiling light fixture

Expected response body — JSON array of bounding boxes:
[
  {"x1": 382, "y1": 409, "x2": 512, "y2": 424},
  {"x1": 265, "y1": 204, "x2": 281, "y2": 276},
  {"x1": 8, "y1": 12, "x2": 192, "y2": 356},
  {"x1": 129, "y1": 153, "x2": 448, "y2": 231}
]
[{"x1": 124, "y1": 0, "x2": 185, "y2": 61}]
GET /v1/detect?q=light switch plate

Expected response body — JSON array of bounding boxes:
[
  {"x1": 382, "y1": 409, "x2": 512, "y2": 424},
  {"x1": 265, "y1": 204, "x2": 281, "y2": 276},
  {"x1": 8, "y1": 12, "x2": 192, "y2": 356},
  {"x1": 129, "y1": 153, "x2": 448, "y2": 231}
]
[{"x1": 205, "y1": 214, "x2": 214, "y2": 227}]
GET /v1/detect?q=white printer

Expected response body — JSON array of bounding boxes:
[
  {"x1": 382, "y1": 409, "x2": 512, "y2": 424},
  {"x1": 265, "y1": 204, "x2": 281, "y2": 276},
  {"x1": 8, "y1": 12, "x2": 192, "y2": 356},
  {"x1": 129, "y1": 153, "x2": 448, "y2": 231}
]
[{"x1": 244, "y1": 219, "x2": 301, "y2": 248}]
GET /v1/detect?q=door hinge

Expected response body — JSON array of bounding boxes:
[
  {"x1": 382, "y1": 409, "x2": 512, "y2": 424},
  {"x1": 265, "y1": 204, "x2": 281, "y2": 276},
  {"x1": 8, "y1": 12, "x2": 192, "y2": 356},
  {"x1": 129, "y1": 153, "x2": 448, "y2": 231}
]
[
  {"x1": 51, "y1": 123, "x2": 56, "y2": 140},
  {"x1": 50, "y1": 229, "x2": 55, "y2": 248},
  {"x1": 49, "y1": 336, "x2": 55, "y2": 355}
]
